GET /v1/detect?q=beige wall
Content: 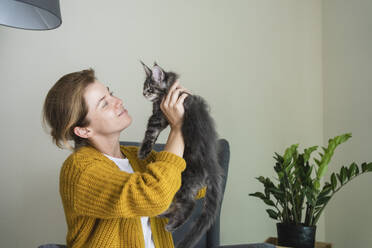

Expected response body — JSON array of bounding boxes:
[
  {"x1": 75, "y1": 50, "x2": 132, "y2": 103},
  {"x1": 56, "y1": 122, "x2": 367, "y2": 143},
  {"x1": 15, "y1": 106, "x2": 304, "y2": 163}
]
[
  {"x1": 323, "y1": 0, "x2": 372, "y2": 248},
  {"x1": 0, "y1": 1, "x2": 324, "y2": 247}
]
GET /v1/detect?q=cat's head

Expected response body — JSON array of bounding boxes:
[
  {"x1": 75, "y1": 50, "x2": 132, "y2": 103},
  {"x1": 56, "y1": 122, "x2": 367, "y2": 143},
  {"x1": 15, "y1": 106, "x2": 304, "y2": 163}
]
[{"x1": 140, "y1": 61, "x2": 178, "y2": 102}]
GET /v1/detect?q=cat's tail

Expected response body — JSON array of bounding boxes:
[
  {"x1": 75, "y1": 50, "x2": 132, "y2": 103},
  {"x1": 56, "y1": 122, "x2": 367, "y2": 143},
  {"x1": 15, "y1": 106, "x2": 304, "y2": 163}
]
[{"x1": 176, "y1": 158, "x2": 225, "y2": 248}]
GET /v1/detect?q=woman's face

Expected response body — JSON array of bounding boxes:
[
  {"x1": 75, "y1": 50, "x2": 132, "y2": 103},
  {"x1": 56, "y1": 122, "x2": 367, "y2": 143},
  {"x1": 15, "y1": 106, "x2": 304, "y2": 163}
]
[{"x1": 83, "y1": 80, "x2": 132, "y2": 138}]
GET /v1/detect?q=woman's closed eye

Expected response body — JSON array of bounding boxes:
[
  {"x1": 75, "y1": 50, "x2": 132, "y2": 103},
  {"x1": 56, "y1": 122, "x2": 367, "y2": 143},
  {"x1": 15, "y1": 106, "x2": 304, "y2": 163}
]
[{"x1": 102, "y1": 91, "x2": 114, "y2": 108}]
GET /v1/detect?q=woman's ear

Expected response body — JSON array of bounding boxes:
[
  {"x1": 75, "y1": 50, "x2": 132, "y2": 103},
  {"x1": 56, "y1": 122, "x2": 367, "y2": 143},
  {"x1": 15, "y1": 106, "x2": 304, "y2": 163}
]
[{"x1": 74, "y1": 126, "x2": 91, "y2": 139}]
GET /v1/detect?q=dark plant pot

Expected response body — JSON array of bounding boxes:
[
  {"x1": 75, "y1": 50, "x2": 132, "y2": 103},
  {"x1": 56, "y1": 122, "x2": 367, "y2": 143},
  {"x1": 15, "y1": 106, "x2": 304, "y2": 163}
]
[{"x1": 276, "y1": 223, "x2": 316, "y2": 248}]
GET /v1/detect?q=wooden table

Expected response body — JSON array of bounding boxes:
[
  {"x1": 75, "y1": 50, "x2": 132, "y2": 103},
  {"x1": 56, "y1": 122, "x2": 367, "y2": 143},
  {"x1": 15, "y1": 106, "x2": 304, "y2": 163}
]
[
  {"x1": 219, "y1": 244, "x2": 276, "y2": 248},
  {"x1": 265, "y1": 237, "x2": 333, "y2": 248}
]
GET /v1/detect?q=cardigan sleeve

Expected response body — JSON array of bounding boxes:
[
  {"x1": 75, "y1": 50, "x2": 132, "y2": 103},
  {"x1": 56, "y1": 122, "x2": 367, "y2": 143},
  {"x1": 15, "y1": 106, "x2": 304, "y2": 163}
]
[
  {"x1": 149, "y1": 150, "x2": 206, "y2": 200},
  {"x1": 69, "y1": 151, "x2": 186, "y2": 219}
]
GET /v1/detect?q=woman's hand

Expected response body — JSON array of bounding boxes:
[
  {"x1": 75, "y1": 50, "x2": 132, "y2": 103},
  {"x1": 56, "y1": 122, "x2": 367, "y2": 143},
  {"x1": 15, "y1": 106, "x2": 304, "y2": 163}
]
[{"x1": 160, "y1": 81, "x2": 191, "y2": 130}]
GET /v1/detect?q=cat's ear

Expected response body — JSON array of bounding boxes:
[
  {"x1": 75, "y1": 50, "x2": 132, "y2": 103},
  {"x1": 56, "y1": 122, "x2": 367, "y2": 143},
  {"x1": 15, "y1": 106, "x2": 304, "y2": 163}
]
[
  {"x1": 140, "y1": 60, "x2": 152, "y2": 77},
  {"x1": 153, "y1": 61, "x2": 165, "y2": 71},
  {"x1": 152, "y1": 65, "x2": 165, "y2": 83}
]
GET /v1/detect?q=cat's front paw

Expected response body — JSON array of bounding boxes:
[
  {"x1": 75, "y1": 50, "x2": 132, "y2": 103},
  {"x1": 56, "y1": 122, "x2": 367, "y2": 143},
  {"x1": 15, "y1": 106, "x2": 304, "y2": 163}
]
[
  {"x1": 138, "y1": 142, "x2": 152, "y2": 159},
  {"x1": 158, "y1": 211, "x2": 171, "y2": 218},
  {"x1": 158, "y1": 211, "x2": 175, "y2": 220},
  {"x1": 165, "y1": 222, "x2": 177, "y2": 232},
  {"x1": 138, "y1": 148, "x2": 149, "y2": 159},
  {"x1": 165, "y1": 219, "x2": 184, "y2": 232}
]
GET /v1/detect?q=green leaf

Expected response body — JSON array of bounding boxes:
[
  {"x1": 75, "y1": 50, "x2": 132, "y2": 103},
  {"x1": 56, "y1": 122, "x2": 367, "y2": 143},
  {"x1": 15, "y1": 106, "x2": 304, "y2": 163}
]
[
  {"x1": 269, "y1": 188, "x2": 285, "y2": 202},
  {"x1": 337, "y1": 173, "x2": 343, "y2": 185},
  {"x1": 263, "y1": 198, "x2": 276, "y2": 207},
  {"x1": 314, "y1": 158, "x2": 321, "y2": 166},
  {"x1": 249, "y1": 192, "x2": 266, "y2": 200},
  {"x1": 355, "y1": 164, "x2": 360, "y2": 175},
  {"x1": 331, "y1": 173, "x2": 337, "y2": 191},
  {"x1": 362, "y1": 162, "x2": 372, "y2": 173},
  {"x1": 266, "y1": 209, "x2": 278, "y2": 220},
  {"x1": 256, "y1": 176, "x2": 266, "y2": 184},
  {"x1": 274, "y1": 153, "x2": 284, "y2": 163},
  {"x1": 349, "y1": 163, "x2": 358, "y2": 178},
  {"x1": 316, "y1": 196, "x2": 331, "y2": 206},
  {"x1": 339, "y1": 133, "x2": 352, "y2": 143},
  {"x1": 314, "y1": 180, "x2": 320, "y2": 191},
  {"x1": 306, "y1": 166, "x2": 313, "y2": 178},
  {"x1": 316, "y1": 190, "x2": 332, "y2": 207},
  {"x1": 283, "y1": 144, "x2": 299, "y2": 167},
  {"x1": 319, "y1": 184, "x2": 332, "y2": 198},
  {"x1": 304, "y1": 146, "x2": 318, "y2": 163},
  {"x1": 316, "y1": 133, "x2": 352, "y2": 180},
  {"x1": 361, "y1": 162, "x2": 367, "y2": 172},
  {"x1": 346, "y1": 166, "x2": 351, "y2": 180},
  {"x1": 264, "y1": 188, "x2": 270, "y2": 198},
  {"x1": 269, "y1": 187, "x2": 284, "y2": 195},
  {"x1": 285, "y1": 162, "x2": 296, "y2": 176},
  {"x1": 278, "y1": 172, "x2": 284, "y2": 180},
  {"x1": 304, "y1": 188, "x2": 316, "y2": 206},
  {"x1": 341, "y1": 166, "x2": 347, "y2": 184}
]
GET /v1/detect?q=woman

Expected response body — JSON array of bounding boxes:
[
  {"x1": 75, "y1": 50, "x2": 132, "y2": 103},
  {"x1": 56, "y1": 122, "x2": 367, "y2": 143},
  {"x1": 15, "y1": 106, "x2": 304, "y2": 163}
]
[{"x1": 42, "y1": 68, "x2": 204, "y2": 248}]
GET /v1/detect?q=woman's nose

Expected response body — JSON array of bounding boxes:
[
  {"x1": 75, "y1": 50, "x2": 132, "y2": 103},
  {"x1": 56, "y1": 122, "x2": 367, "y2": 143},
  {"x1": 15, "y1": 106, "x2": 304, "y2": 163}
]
[{"x1": 114, "y1": 97, "x2": 123, "y2": 107}]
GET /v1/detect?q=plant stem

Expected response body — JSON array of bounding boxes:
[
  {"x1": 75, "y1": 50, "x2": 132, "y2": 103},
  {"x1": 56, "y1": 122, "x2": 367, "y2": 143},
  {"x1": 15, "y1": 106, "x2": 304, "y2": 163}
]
[
  {"x1": 308, "y1": 205, "x2": 315, "y2": 226},
  {"x1": 284, "y1": 171, "x2": 299, "y2": 223},
  {"x1": 275, "y1": 200, "x2": 283, "y2": 222},
  {"x1": 304, "y1": 203, "x2": 311, "y2": 225},
  {"x1": 312, "y1": 172, "x2": 368, "y2": 225},
  {"x1": 288, "y1": 184, "x2": 299, "y2": 223},
  {"x1": 283, "y1": 190, "x2": 290, "y2": 222}
]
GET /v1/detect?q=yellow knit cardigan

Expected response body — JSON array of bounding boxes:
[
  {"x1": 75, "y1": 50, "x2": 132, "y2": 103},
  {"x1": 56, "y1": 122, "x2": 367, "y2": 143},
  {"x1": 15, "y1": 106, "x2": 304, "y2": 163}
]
[{"x1": 59, "y1": 145, "x2": 206, "y2": 248}]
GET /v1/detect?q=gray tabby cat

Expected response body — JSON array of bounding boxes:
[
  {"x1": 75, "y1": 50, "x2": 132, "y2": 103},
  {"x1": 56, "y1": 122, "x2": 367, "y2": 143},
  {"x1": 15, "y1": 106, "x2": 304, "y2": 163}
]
[{"x1": 138, "y1": 61, "x2": 225, "y2": 248}]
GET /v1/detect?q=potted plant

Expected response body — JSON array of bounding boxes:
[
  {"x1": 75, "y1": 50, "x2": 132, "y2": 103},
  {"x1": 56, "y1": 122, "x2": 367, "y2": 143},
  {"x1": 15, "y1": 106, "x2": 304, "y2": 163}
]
[{"x1": 249, "y1": 133, "x2": 372, "y2": 248}]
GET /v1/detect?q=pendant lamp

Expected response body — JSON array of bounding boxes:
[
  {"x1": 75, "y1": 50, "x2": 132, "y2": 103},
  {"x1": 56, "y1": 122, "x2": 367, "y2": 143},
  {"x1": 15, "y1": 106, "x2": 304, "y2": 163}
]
[{"x1": 0, "y1": 0, "x2": 62, "y2": 30}]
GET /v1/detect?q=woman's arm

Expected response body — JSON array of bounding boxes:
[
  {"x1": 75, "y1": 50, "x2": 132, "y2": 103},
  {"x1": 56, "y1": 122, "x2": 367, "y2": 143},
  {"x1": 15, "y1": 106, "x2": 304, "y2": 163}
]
[
  {"x1": 161, "y1": 80, "x2": 190, "y2": 158},
  {"x1": 163, "y1": 128, "x2": 184, "y2": 158},
  {"x1": 62, "y1": 150, "x2": 186, "y2": 219},
  {"x1": 150, "y1": 148, "x2": 207, "y2": 200}
]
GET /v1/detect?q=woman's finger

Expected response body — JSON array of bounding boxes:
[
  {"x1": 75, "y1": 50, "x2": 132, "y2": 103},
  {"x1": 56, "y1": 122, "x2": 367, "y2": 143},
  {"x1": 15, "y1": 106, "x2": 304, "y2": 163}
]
[
  {"x1": 176, "y1": 92, "x2": 189, "y2": 105},
  {"x1": 160, "y1": 96, "x2": 165, "y2": 111},
  {"x1": 170, "y1": 81, "x2": 180, "y2": 92},
  {"x1": 164, "y1": 81, "x2": 179, "y2": 106},
  {"x1": 169, "y1": 88, "x2": 183, "y2": 106},
  {"x1": 163, "y1": 90, "x2": 171, "y2": 108},
  {"x1": 174, "y1": 84, "x2": 191, "y2": 96},
  {"x1": 180, "y1": 89, "x2": 192, "y2": 96}
]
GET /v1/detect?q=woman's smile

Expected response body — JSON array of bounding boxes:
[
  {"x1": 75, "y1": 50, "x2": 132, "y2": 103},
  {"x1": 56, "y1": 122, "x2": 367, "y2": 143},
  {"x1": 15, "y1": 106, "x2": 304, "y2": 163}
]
[{"x1": 118, "y1": 108, "x2": 128, "y2": 117}]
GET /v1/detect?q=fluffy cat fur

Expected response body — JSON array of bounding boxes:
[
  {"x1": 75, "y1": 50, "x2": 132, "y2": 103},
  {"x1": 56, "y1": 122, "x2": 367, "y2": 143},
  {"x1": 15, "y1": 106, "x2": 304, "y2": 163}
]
[{"x1": 138, "y1": 61, "x2": 225, "y2": 248}]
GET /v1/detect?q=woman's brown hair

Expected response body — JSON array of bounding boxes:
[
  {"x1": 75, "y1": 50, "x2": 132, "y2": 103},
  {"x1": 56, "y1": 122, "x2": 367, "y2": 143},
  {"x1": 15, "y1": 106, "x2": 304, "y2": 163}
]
[{"x1": 42, "y1": 68, "x2": 96, "y2": 151}]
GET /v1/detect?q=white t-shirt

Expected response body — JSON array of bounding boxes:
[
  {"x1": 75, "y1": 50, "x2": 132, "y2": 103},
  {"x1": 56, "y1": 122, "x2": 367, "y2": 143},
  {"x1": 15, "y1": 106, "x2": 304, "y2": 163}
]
[{"x1": 103, "y1": 152, "x2": 155, "y2": 248}]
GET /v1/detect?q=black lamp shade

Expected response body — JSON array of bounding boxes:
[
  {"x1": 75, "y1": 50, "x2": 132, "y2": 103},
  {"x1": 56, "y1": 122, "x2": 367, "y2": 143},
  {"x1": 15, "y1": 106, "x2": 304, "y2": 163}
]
[{"x1": 0, "y1": 0, "x2": 62, "y2": 30}]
